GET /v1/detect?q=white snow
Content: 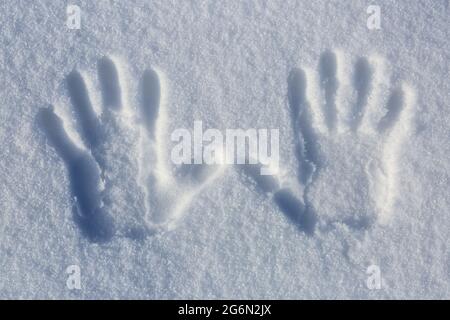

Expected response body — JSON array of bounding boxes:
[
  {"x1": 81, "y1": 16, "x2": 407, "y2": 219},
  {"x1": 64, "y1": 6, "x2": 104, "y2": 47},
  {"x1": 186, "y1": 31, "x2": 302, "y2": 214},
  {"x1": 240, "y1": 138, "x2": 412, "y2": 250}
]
[{"x1": 0, "y1": 0, "x2": 449, "y2": 299}]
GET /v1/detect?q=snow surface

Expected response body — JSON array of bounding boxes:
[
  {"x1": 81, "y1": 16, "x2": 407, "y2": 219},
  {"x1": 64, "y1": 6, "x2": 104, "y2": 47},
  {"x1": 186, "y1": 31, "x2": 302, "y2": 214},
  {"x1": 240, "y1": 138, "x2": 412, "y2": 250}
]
[{"x1": 0, "y1": 0, "x2": 449, "y2": 299}]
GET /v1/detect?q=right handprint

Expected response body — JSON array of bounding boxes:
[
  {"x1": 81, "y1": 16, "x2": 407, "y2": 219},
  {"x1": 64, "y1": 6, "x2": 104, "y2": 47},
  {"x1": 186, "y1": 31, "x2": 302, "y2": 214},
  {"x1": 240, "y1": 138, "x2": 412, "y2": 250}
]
[
  {"x1": 242, "y1": 50, "x2": 415, "y2": 234},
  {"x1": 288, "y1": 50, "x2": 415, "y2": 230}
]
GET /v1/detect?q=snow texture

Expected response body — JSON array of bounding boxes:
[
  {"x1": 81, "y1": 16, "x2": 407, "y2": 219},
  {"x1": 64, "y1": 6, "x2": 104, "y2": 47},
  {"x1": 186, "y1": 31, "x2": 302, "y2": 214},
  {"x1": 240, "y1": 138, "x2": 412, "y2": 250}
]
[{"x1": 0, "y1": 0, "x2": 449, "y2": 299}]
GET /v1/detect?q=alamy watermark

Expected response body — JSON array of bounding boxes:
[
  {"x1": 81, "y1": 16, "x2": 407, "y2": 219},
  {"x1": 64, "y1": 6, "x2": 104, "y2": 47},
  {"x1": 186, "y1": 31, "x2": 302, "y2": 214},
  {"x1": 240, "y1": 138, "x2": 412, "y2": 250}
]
[
  {"x1": 66, "y1": 5, "x2": 81, "y2": 30},
  {"x1": 367, "y1": 5, "x2": 381, "y2": 30},
  {"x1": 171, "y1": 121, "x2": 279, "y2": 175},
  {"x1": 66, "y1": 265, "x2": 81, "y2": 290},
  {"x1": 366, "y1": 264, "x2": 382, "y2": 290}
]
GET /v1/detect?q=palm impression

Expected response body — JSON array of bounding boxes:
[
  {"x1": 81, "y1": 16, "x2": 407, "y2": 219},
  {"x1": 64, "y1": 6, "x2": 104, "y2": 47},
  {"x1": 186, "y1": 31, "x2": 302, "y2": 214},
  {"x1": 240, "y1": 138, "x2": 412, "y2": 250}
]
[
  {"x1": 38, "y1": 57, "x2": 224, "y2": 242},
  {"x1": 241, "y1": 50, "x2": 415, "y2": 234}
]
